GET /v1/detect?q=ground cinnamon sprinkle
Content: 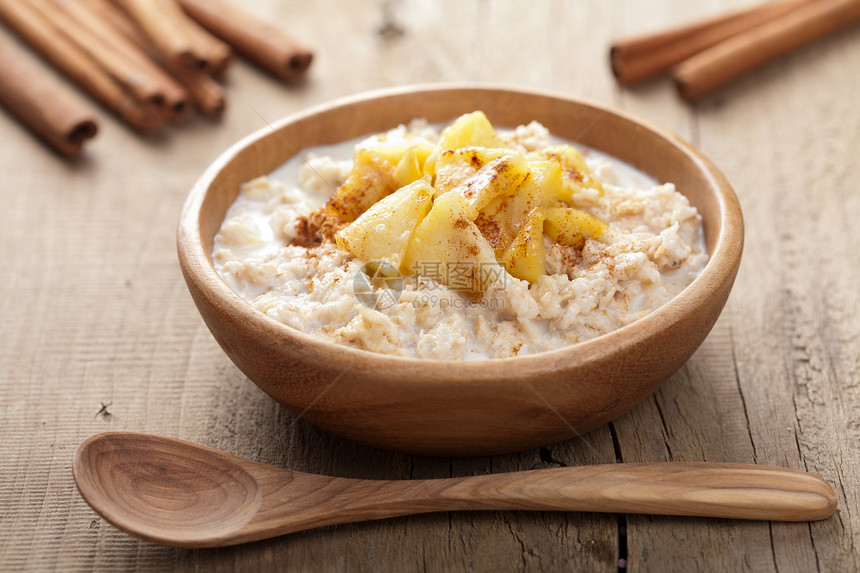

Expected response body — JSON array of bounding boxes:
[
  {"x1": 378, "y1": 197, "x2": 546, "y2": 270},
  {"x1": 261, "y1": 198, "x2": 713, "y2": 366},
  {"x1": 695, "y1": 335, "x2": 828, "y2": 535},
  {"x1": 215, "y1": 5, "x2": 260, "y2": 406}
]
[
  {"x1": 474, "y1": 212, "x2": 505, "y2": 251},
  {"x1": 453, "y1": 216, "x2": 470, "y2": 230},
  {"x1": 558, "y1": 244, "x2": 584, "y2": 270},
  {"x1": 325, "y1": 185, "x2": 367, "y2": 221},
  {"x1": 565, "y1": 168, "x2": 585, "y2": 182},
  {"x1": 292, "y1": 208, "x2": 343, "y2": 247}
]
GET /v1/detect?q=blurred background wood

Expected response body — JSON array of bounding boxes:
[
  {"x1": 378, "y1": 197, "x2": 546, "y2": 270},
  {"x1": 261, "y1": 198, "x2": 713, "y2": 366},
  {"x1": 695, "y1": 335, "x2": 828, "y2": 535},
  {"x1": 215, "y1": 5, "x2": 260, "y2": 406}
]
[{"x1": 1, "y1": 0, "x2": 858, "y2": 571}]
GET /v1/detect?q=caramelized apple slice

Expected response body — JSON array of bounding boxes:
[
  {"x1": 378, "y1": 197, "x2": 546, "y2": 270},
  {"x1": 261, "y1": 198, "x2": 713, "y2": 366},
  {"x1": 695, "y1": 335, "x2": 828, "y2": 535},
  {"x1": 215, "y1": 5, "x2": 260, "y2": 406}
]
[
  {"x1": 335, "y1": 179, "x2": 434, "y2": 271},
  {"x1": 326, "y1": 149, "x2": 397, "y2": 222},
  {"x1": 499, "y1": 210, "x2": 547, "y2": 283},
  {"x1": 543, "y1": 206, "x2": 608, "y2": 249},
  {"x1": 404, "y1": 192, "x2": 501, "y2": 294}
]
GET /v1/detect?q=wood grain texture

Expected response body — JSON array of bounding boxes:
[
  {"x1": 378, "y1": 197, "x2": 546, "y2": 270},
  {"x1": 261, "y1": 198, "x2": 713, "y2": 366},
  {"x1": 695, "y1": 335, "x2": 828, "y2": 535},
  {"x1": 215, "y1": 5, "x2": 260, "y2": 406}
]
[{"x1": 0, "y1": 0, "x2": 858, "y2": 571}]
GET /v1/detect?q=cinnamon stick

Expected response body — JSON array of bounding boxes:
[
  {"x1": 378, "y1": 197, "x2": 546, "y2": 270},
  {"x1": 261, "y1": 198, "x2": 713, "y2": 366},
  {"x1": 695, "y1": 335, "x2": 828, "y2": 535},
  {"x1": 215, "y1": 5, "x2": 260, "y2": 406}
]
[
  {"x1": 52, "y1": 0, "x2": 191, "y2": 122},
  {"x1": 611, "y1": 0, "x2": 811, "y2": 85},
  {"x1": 173, "y1": 9, "x2": 232, "y2": 78},
  {"x1": 674, "y1": 0, "x2": 860, "y2": 101},
  {"x1": 177, "y1": 0, "x2": 313, "y2": 81},
  {"x1": 91, "y1": 0, "x2": 225, "y2": 118},
  {"x1": 85, "y1": 0, "x2": 146, "y2": 47},
  {"x1": 0, "y1": 0, "x2": 165, "y2": 133},
  {"x1": 0, "y1": 33, "x2": 97, "y2": 157},
  {"x1": 169, "y1": 64, "x2": 226, "y2": 118},
  {"x1": 116, "y1": 0, "x2": 204, "y2": 72}
]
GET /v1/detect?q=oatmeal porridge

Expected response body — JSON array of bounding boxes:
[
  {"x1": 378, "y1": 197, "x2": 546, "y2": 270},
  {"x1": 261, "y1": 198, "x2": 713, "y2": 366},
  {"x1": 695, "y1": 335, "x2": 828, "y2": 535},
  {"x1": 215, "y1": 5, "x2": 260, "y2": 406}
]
[{"x1": 213, "y1": 111, "x2": 707, "y2": 359}]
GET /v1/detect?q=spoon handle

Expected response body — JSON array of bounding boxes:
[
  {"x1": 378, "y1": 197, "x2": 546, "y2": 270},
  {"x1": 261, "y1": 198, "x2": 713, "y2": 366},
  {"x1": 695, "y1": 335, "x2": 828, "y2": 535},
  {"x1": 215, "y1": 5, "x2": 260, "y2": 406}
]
[
  {"x1": 391, "y1": 462, "x2": 837, "y2": 520},
  {"x1": 247, "y1": 462, "x2": 836, "y2": 542}
]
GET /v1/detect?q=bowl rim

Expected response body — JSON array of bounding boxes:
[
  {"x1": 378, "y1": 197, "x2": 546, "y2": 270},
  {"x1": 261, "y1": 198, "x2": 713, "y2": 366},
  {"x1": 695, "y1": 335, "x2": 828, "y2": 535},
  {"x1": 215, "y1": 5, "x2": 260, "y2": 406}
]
[{"x1": 178, "y1": 83, "x2": 743, "y2": 380}]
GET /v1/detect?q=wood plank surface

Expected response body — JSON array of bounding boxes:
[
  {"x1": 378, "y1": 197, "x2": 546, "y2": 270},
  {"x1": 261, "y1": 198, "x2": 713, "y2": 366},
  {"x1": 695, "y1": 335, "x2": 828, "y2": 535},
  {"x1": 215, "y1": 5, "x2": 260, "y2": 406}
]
[{"x1": 0, "y1": 0, "x2": 858, "y2": 571}]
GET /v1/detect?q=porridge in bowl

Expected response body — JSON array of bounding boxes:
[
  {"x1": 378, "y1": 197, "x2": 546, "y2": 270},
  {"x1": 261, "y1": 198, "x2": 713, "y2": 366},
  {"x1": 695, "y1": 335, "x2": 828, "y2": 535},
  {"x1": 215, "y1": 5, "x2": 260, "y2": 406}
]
[{"x1": 213, "y1": 111, "x2": 707, "y2": 359}]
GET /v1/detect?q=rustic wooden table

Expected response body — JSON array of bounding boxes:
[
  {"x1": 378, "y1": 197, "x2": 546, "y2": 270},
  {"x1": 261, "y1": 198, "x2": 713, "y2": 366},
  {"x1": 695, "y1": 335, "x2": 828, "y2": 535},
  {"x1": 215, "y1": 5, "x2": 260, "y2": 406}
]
[{"x1": 2, "y1": 1, "x2": 858, "y2": 571}]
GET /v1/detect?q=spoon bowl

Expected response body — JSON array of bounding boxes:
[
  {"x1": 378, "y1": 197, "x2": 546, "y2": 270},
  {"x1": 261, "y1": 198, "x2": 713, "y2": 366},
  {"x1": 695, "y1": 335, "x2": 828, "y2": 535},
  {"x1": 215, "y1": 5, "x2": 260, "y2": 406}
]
[
  {"x1": 74, "y1": 432, "x2": 262, "y2": 546},
  {"x1": 74, "y1": 432, "x2": 837, "y2": 548}
]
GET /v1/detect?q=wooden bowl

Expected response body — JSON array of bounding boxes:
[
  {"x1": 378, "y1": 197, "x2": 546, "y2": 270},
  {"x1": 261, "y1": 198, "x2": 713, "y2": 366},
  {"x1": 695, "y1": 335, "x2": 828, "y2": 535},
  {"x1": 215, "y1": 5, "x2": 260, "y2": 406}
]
[{"x1": 178, "y1": 85, "x2": 743, "y2": 456}]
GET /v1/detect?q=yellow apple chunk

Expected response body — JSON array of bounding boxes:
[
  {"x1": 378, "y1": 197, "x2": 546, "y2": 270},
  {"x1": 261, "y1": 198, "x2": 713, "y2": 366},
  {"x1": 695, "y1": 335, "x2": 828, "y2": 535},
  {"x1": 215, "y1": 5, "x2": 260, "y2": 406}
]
[
  {"x1": 404, "y1": 192, "x2": 501, "y2": 294},
  {"x1": 326, "y1": 149, "x2": 398, "y2": 222},
  {"x1": 432, "y1": 147, "x2": 514, "y2": 195},
  {"x1": 364, "y1": 141, "x2": 435, "y2": 173},
  {"x1": 499, "y1": 211, "x2": 547, "y2": 284},
  {"x1": 436, "y1": 111, "x2": 504, "y2": 150},
  {"x1": 542, "y1": 145, "x2": 604, "y2": 198},
  {"x1": 393, "y1": 147, "x2": 424, "y2": 188},
  {"x1": 448, "y1": 154, "x2": 531, "y2": 219},
  {"x1": 424, "y1": 111, "x2": 505, "y2": 177},
  {"x1": 506, "y1": 159, "x2": 567, "y2": 230},
  {"x1": 335, "y1": 179, "x2": 434, "y2": 271},
  {"x1": 474, "y1": 193, "x2": 517, "y2": 260},
  {"x1": 543, "y1": 206, "x2": 608, "y2": 249}
]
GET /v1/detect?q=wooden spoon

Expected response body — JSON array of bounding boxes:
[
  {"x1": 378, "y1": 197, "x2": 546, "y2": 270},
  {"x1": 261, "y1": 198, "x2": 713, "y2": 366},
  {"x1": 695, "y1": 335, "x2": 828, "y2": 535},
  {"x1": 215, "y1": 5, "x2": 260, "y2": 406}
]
[{"x1": 73, "y1": 432, "x2": 837, "y2": 548}]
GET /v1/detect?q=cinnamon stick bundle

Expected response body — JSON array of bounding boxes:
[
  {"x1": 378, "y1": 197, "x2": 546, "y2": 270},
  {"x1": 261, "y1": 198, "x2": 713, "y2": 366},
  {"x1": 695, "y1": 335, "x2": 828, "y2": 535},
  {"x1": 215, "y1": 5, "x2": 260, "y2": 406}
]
[
  {"x1": 115, "y1": 0, "x2": 232, "y2": 77},
  {"x1": 611, "y1": 0, "x2": 811, "y2": 85},
  {"x1": 177, "y1": 0, "x2": 313, "y2": 81},
  {"x1": 88, "y1": 0, "x2": 225, "y2": 118},
  {"x1": 51, "y1": 0, "x2": 191, "y2": 122},
  {"x1": 28, "y1": 0, "x2": 167, "y2": 114},
  {"x1": 675, "y1": 0, "x2": 860, "y2": 101},
  {"x1": 1, "y1": 0, "x2": 309, "y2": 157},
  {"x1": 0, "y1": 0, "x2": 165, "y2": 133},
  {"x1": 0, "y1": 33, "x2": 97, "y2": 157}
]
